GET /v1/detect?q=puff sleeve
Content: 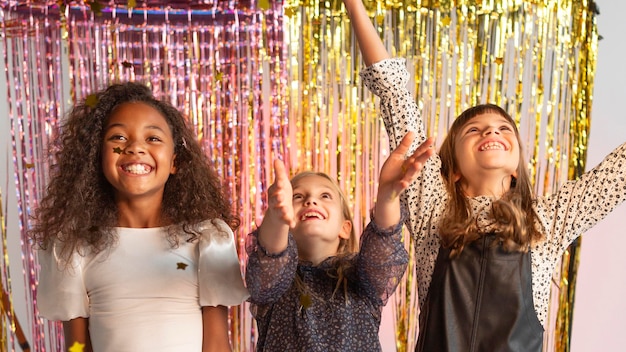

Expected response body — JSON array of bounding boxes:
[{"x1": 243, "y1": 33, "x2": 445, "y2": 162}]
[
  {"x1": 36, "y1": 244, "x2": 89, "y2": 321},
  {"x1": 197, "y1": 219, "x2": 249, "y2": 306}
]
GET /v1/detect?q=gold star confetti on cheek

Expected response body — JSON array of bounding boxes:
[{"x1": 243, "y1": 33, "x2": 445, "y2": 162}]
[
  {"x1": 113, "y1": 147, "x2": 124, "y2": 154},
  {"x1": 177, "y1": 262, "x2": 188, "y2": 270},
  {"x1": 68, "y1": 341, "x2": 85, "y2": 352}
]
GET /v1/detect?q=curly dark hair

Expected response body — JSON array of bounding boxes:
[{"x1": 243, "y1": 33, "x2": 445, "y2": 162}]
[
  {"x1": 437, "y1": 104, "x2": 543, "y2": 257},
  {"x1": 30, "y1": 81, "x2": 240, "y2": 263}
]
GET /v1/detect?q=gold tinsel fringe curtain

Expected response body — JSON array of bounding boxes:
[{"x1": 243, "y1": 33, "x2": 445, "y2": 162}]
[{"x1": 284, "y1": 0, "x2": 598, "y2": 351}]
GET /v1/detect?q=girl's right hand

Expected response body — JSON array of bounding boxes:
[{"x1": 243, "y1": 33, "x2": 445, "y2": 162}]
[
  {"x1": 267, "y1": 159, "x2": 296, "y2": 228},
  {"x1": 378, "y1": 133, "x2": 435, "y2": 202}
]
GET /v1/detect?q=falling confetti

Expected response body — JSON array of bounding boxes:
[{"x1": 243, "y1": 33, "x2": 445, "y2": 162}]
[
  {"x1": 299, "y1": 293, "x2": 311, "y2": 310},
  {"x1": 85, "y1": 94, "x2": 99, "y2": 108},
  {"x1": 113, "y1": 147, "x2": 124, "y2": 154},
  {"x1": 177, "y1": 262, "x2": 188, "y2": 270},
  {"x1": 68, "y1": 341, "x2": 85, "y2": 352},
  {"x1": 258, "y1": 0, "x2": 270, "y2": 11}
]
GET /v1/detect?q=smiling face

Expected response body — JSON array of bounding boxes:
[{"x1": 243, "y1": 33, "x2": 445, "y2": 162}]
[
  {"x1": 101, "y1": 102, "x2": 177, "y2": 205},
  {"x1": 438, "y1": 106, "x2": 524, "y2": 198},
  {"x1": 290, "y1": 173, "x2": 353, "y2": 260},
  {"x1": 454, "y1": 112, "x2": 520, "y2": 179}
]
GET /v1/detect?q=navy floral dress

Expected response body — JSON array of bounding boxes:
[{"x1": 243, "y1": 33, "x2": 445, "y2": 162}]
[{"x1": 245, "y1": 215, "x2": 408, "y2": 352}]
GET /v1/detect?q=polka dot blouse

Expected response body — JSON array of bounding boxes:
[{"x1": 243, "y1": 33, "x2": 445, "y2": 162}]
[{"x1": 360, "y1": 58, "x2": 626, "y2": 327}]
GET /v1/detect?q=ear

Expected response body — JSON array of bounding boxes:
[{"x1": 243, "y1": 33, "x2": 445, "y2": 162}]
[
  {"x1": 453, "y1": 172, "x2": 461, "y2": 182},
  {"x1": 338, "y1": 219, "x2": 352, "y2": 240},
  {"x1": 170, "y1": 154, "x2": 177, "y2": 175}
]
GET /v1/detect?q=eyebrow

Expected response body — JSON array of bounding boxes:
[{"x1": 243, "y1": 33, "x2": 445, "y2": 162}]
[
  {"x1": 293, "y1": 185, "x2": 337, "y2": 194},
  {"x1": 104, "y1": 123, "x2": 168, "y2": 133},
  {"x1": 464, "y1": 118, "x2": 512, "y2": 128}
]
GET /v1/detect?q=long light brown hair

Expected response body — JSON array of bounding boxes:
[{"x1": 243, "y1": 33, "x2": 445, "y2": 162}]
[{"x1": 438, "y1": 104, "x2": 543, "y2": 257}]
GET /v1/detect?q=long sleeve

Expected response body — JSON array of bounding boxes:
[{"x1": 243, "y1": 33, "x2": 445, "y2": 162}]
[
  {"x1": 360, "y1": 58, "x2": 446, "y2": 245},
  {"x1": 356, "y1": 212, "x2": 409, "y2": 306},
  {"x1": 245, "y1": 230, "x2": 298, "y2": 305},
  {"x1": 538, "y1": 142, "x2": 626, "y2": 249}
]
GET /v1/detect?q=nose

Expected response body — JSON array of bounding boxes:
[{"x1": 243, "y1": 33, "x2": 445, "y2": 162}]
[
  {"x1": 483, "y1": 127, "x2": 500, "y2": 136},
  {"x1": 303, "y1": 197, "x2": 317, "y2": 206},
  {"x1": 123, "y1": 140, "x2": 146, "y2": 155}
]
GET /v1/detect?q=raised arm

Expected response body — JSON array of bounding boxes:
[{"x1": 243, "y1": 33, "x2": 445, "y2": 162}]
[
  {"x1": 374, "y1": 132, "x2": 435, "y2": 228},
  {"x1": 257, "y1": 159, "x2": 294, "y2": 253},
  {"x1": 245, "y1": 159, "x2": 298, "y2": 305},
  {"x1": 346, "y1": 0, "x2": 444, "y2": 243},
  {"x1": 343, "y1": 0, "x2": 390, "y2": 66},
  {"x1": 357, "y1": 133, "x2": 434, "y2": 301}
]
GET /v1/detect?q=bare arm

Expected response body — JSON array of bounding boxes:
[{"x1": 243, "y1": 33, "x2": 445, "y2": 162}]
[
  {"x1": 63, "y1": 318, "x2": 92, "y2": 352},
  {"x1": 202, "y1": 305, "x2": 231, "y2": 352},
  {"x1": 257, "y1": 159, "x2": 294, "y2": 254},
  {"x1": 375, "y1": 132, "x2": 435, "y2": 228},
  {"x1": 343, "y1": 0, "x2": 390, "y2": 66}
]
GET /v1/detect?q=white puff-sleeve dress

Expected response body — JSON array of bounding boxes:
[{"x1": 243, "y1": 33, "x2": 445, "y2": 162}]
[{"x1": 37, "y1": 219, "x2": 249, "y2": 352}]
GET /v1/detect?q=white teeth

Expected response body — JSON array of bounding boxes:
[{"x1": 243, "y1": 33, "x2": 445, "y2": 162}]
[
  {"x1": 300, "y1": 211, "x2": 324, "y2": 221},
  {"x1": 123, "y1": 164, "x2": 151, "y2": 175},
  {"x1": 480, "y1": 142, "x2": 505, "y2": 151}
]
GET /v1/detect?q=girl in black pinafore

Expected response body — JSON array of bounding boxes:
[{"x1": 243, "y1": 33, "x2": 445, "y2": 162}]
[{"x1": 345, "y1": 0, "x2": 626, "y2": 350}]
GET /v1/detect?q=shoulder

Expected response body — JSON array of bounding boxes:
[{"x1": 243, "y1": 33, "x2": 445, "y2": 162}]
[
  {"x1": 194, "y1": 219, "x2": 235, "y2": 242},
  {"x1": 197, "y1": 218, "x2": 231, "y2": 232}
]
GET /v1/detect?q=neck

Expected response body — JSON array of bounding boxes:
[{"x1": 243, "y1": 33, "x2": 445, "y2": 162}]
[
  {"x1": 297, "y1": 239, "x2": 339, "y2": 266},
  {"x1": 116, "y1": 199, "x2": 164, "y2": 228},
  {"x1": 460, "y1": 173, "x2": 512, "y2": 198}
]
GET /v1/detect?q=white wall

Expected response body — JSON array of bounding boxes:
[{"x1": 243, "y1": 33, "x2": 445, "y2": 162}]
[{"x1": 570, "y1": 1, "x2": 626, "y2": 351}]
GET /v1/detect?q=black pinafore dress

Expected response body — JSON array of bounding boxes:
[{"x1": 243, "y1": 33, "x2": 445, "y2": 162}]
[{"x1": 416, "y1": 234, "x2": 544, "y2": 352}]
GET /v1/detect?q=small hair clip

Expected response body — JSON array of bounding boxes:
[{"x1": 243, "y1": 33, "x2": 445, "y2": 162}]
[{"x1": 181, "y1": 137, "x2": 188, "y2": 149}]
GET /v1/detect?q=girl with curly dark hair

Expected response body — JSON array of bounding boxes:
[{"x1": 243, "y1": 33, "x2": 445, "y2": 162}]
[{"x1": 31, "y1": 81, "x2": 248, "y2": 352}]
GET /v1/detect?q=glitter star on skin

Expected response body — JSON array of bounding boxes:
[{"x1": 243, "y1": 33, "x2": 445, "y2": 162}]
[
  {"x1": 68, "y1": 341, "x2": 85, "y2": 352},
  {"x1": 113, "y1": 147, "x2": 124, "y2": 154},
  {"x1": 177, "y1": 262, "x2": 188, "y2": 270}
]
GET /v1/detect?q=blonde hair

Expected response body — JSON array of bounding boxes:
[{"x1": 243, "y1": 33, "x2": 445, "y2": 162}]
[{"x1": 438, "y1": 104, "x2": 543, "y2": 258}]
